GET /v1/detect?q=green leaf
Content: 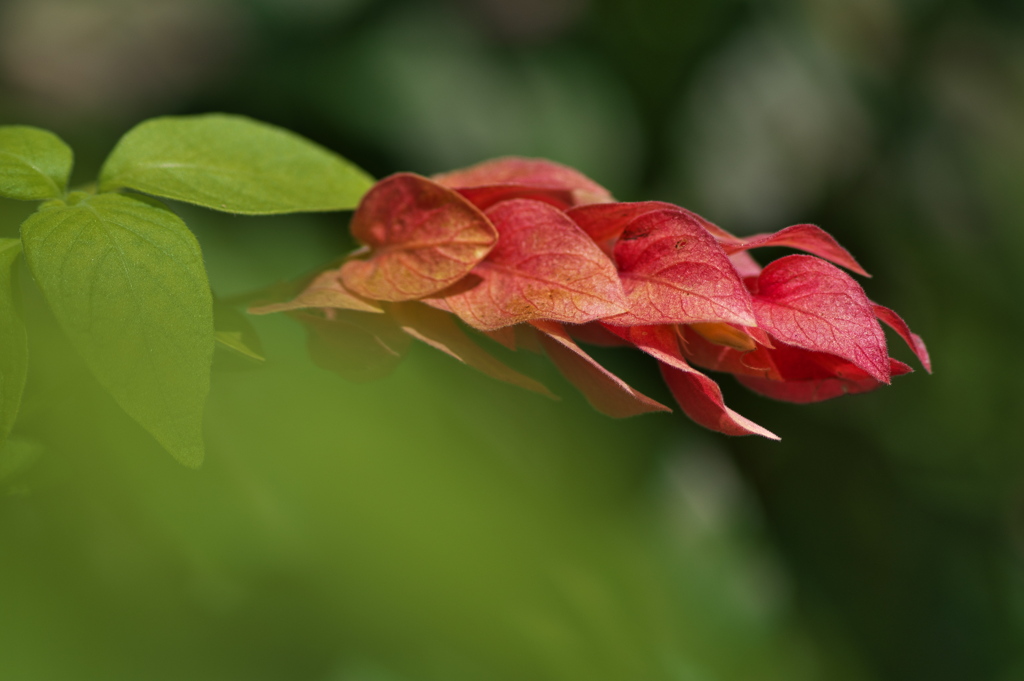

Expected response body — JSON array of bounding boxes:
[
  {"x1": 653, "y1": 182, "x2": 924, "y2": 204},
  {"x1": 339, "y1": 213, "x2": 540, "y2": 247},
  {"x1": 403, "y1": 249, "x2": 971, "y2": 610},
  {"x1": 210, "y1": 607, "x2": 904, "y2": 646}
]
[
  {"x1": 0, "y1": 239, "x2": 28, "y2": 448},
  {"x1": 98, "y1": 114, "x2": 375, "y2": 215},
  {"x1": 214, "y1": 300, "x2": 265, "y2": 364},
  {"x1": 21, "y1": 192, "x2": 214, "y2": 467},
  {"x1": 215, "y1": 331, "x2": 265, "y2": 363},
  {"x1": 0, "y1": 126, "x2": 73, "y2": 201}
]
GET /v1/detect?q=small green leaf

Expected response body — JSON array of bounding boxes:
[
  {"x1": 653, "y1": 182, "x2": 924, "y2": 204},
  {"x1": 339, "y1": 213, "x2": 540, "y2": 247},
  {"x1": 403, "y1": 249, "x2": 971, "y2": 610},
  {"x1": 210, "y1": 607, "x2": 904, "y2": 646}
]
[
  {"x1": 215, "y1": 331, "x2": 265, "y2": 363},
  {"x1": 214, "y1": 300, "x2": 265, "y2": 363},
  {"x1": 0, "y1": 126, "x2": 73, "y2": 200},
  {"x1": 98, "y1": 114, "x2": 375, "y2": 215},
  {"x1": 21, "y1": 192, "x2": 214, "y2": 467},
  {"x1": 0, "y1": 239, "x2": 28, "y2": 448}
]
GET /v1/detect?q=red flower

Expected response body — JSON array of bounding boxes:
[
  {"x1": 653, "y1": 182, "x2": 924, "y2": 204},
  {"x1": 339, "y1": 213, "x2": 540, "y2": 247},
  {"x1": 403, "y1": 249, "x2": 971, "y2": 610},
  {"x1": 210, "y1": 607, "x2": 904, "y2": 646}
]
[{"x1": 252, "y1": 157, "x2": 931, "y2": 439}]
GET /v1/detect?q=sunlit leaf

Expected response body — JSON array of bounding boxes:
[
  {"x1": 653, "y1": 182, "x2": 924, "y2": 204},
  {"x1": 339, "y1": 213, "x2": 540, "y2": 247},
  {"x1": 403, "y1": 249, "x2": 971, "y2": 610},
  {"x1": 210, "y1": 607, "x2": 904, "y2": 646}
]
[
  {"x1": 0, "y1": 239, "x2": 28, "y2": 448},
  {"x1": 604, "y1": 208, "x2": 757, "y2": 327},
  {"x1": 0, "y1": 126, "x2": 73, "y2": 201},
  {"x1": 751, "y1": 255, "x2": 889, "y2": 383},
  {"x1": 98, "y1": 114, "x2": 374, "y2": 215},
  {"x1": 531, "y1": 320, "x2": 669, "y2": 418},
  {"x1": 340, "y1": 173, "x2": 498, "y2": 301},
  {"x1": 390, "y1": 302, "x2": 557, "y2": 398},
  {"x1": 21, "y1": 192, "x2": 213, "y2": 467},
  {"x1": 433, "y1": 156, "x2": 614, "y2": 206},
  {"x1": 430, "y1": 199, "x2": 627, "y2": 330}
]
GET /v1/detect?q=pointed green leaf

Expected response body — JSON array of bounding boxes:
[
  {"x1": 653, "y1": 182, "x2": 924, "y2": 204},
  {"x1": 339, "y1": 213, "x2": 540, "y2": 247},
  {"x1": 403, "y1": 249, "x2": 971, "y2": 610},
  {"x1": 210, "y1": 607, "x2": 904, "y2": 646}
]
[
  {"x1": 215, "y1": 331, "x2": 266, "y2": 363},
  {"x1": 214, "y1": 300, "x2": 266, "y2": 363},
  {"x1": 0, "y1": 126, "x2": 73, "y2": 201},
  {"x1": 98, "y1": 114, "x2": 375, "y2": 215},
  {"x1": 21, "y1": 192, "x2": 214, "y2": 467},
  {"x1": 0, "y1": 239, "x2": 28, "y2": 448}
]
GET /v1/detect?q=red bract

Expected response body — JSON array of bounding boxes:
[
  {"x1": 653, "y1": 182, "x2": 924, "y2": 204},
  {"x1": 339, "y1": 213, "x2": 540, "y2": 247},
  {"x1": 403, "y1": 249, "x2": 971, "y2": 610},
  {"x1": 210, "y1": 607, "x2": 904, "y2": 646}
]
[
  {"x1": 426, "y1": 198, "x2": 628, "y2": 330},
  {"x1": 340, "y1": 173, "x2": 498, "y2": 301},
  {"x1": 253, "y1": 157, "x2": 930, "y2": 440},
  {"x1": 603, "y1": 207, "x2": 757, "y2": 328}
]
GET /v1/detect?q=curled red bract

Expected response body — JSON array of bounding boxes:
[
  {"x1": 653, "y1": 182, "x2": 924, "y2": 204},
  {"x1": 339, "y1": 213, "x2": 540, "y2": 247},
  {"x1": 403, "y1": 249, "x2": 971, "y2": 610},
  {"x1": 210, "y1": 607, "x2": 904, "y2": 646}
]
[{"x1": 253, "y1": 156, "x2": 931, "y2": 439}]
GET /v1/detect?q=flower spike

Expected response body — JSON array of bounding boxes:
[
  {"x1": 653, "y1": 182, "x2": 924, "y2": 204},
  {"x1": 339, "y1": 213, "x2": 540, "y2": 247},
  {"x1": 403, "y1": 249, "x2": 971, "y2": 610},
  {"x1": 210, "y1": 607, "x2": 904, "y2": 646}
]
[{"x1": 253, "y1": 156, "x2": 930, "y2": 439}]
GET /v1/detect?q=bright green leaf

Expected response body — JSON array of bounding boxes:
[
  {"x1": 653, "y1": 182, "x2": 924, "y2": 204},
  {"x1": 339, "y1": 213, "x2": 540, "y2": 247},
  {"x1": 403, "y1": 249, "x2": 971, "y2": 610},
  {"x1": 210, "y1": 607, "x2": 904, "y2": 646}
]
[
  {"x1": 0, "y1": 126, "x2": 73, "y2": 201},
  {"x1": 0, "y1": 239, "x2": 28, "y2": 448},
  {"x1": 21, "y1": 192, "x2": 214, "y2": 467},
  {"x1": 98, "y1": 114, "x2": 375, "y2": 215}
]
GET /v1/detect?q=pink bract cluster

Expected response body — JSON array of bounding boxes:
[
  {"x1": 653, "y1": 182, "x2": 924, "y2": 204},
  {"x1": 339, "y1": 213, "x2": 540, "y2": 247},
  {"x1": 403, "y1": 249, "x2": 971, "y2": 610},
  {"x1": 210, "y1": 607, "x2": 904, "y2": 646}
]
[{"x1": 252, "y1": 158, "x2": 931, "y2": 439}]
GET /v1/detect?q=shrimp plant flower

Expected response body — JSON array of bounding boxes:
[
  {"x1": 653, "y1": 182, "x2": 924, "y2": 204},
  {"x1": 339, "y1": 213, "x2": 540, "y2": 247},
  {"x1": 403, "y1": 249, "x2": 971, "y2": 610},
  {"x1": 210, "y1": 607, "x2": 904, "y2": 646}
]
[{"x1": 252, "y1": 158, "x2": 931, "y2": 439}]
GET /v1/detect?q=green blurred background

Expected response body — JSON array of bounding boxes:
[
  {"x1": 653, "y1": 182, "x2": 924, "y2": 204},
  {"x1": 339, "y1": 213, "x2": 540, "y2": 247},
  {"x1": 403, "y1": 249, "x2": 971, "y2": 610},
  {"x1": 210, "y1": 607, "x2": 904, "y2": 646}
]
[{"x1": 1, "y1": 0, "x2": 1022, "y2": 679}]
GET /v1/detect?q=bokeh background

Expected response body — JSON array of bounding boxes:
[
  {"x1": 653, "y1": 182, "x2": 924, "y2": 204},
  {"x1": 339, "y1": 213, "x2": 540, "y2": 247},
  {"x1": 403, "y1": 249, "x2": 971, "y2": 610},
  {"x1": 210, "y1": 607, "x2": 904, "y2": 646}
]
[{"x1": 1, "y1": 0, "x2": 1022, "y2": 679}]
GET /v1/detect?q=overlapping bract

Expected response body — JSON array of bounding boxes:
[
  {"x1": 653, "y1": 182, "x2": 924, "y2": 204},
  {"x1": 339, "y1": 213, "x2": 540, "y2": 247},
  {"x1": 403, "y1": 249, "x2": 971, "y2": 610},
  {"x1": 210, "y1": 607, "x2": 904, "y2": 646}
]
[{"x1": 253, "y1": 157, "x2": 930, "y2": 439}]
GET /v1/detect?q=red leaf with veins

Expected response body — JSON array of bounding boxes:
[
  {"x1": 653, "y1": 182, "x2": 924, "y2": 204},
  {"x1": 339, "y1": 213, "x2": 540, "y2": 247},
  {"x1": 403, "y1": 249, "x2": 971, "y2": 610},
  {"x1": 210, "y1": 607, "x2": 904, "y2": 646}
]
[
  {"x1": 429, "y1": 199, "x2": 628, "y2": 330},
  {"x1": 249, "y1": 267, "x2": 382, "y2": 315},
  {"x1": 566, "y1": 201, "x2": 678, "y2": 253},
  {"x1": 737, "y1": 359, "x2": 913, "y2": 404},
  {"x1": 389, "y1": 303, "x2": 557, "y2": 398},
  {"x1": 751, "y1": 255, "x2": 890, "y2": 383},
  {"x1": 603, "y1": 324, "x2": 778, "y2": 438},
  {"x1": 722, "y1": 224, "x2": 870, "y2": 277},
  {"x1": 602, "y1": 209, "x2": 757, "y2": 327},
  {"x1": 340, "y1": 173, "x2": 498, "y2": 301},
  {"x1": 567, "y1": 201, "x2": 736, "y2": 256},
  {"x1": 432, "y1": 157, "x2": 613, "y2": 206},
  {"x1": 530, "y1": 320, "x2": 670, "y2": 417},
  {"x1": 728, "y1": 251, "x2": 763, "y2": 279},
  {"x1": 873, "y1": 304, "x2": 932, "y2": 372}
]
